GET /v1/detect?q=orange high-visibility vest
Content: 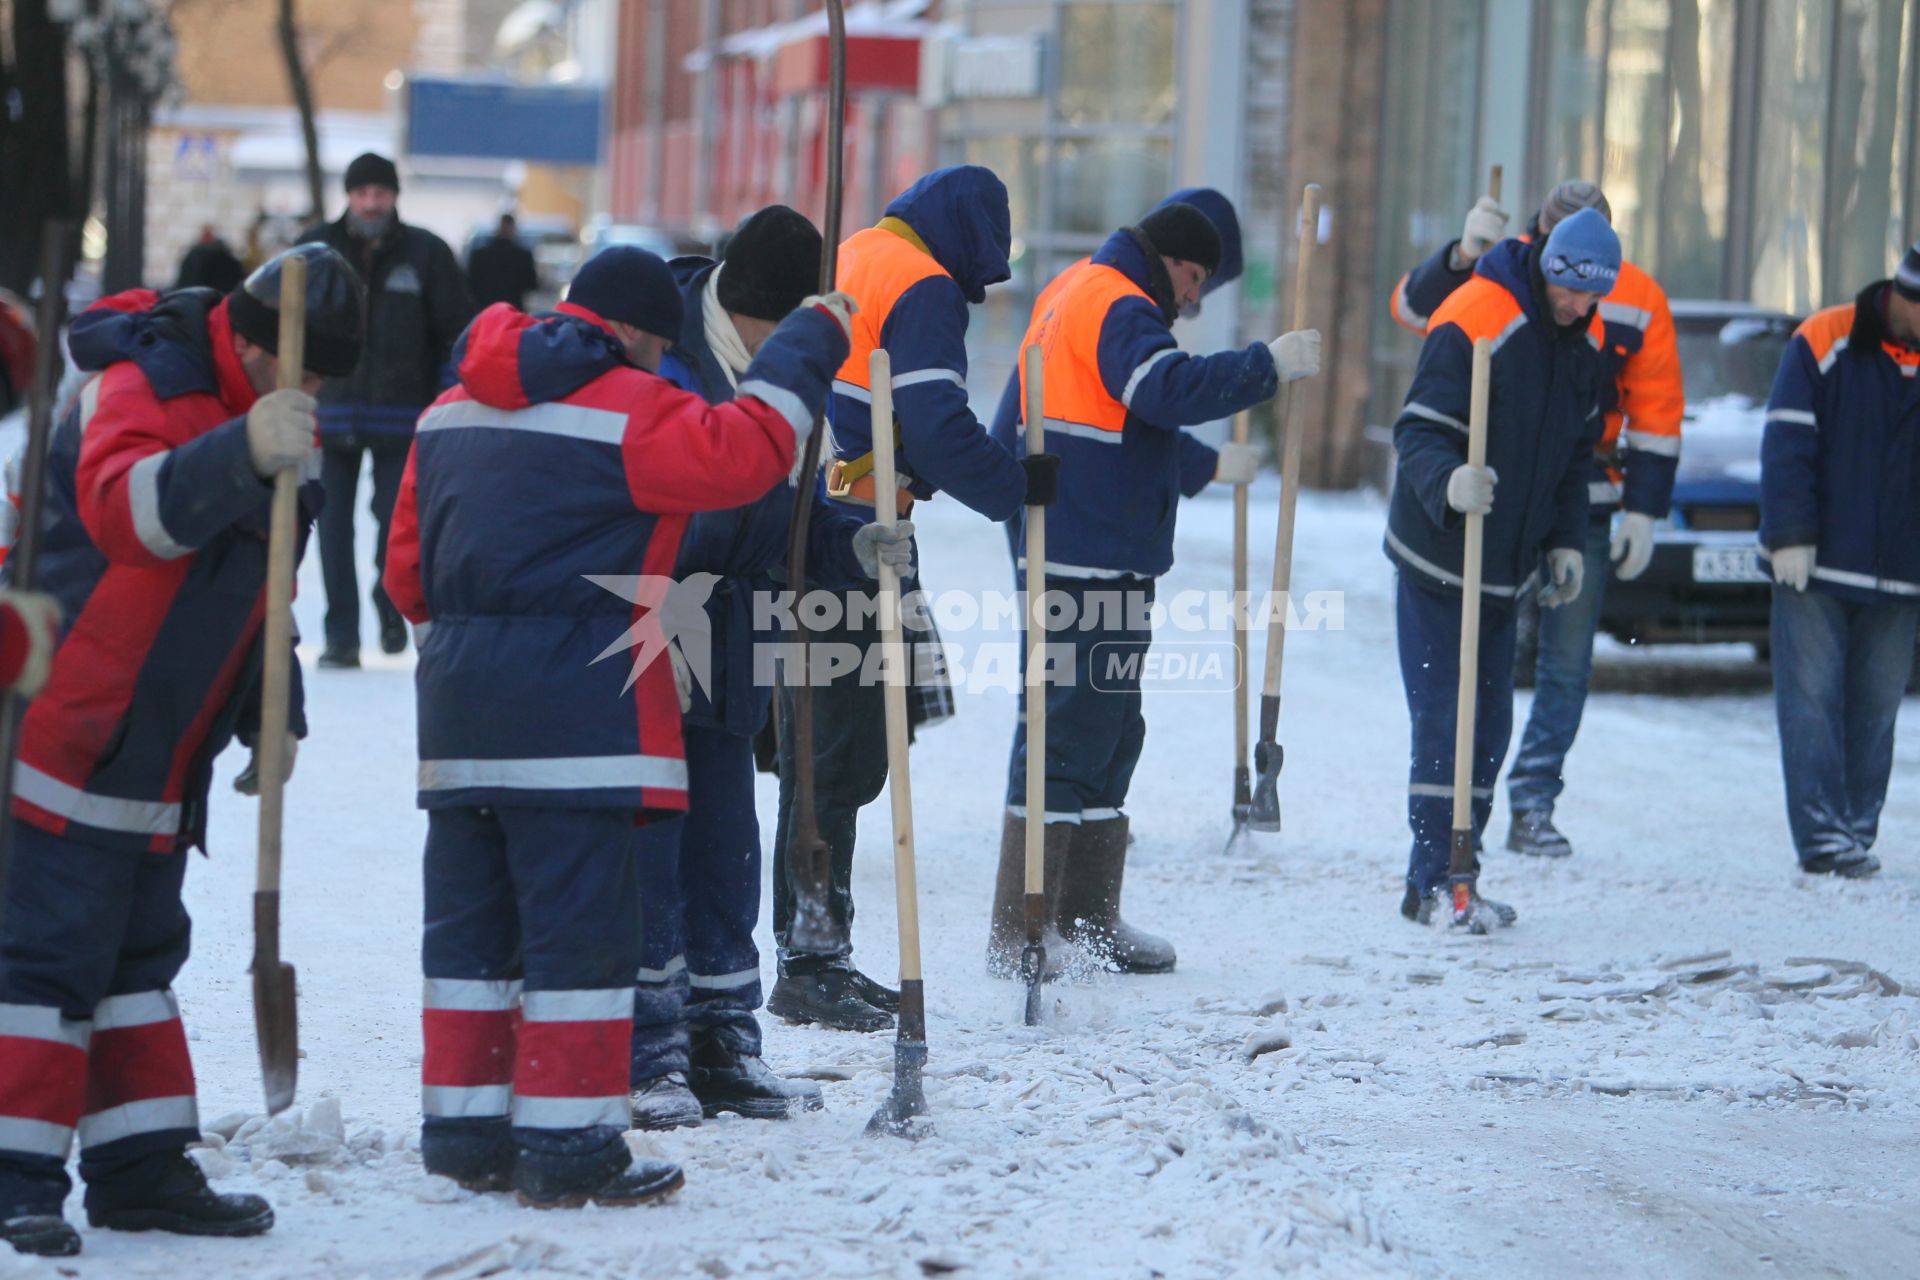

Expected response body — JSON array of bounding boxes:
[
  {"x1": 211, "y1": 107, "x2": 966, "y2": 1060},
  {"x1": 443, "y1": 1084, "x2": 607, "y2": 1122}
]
[{"x1": 1018, "y1": 262, "x2": 1153, "y2": 442}]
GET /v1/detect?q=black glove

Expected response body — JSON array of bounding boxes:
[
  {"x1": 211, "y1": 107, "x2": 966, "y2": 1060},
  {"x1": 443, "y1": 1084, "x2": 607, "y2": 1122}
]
[{"x1": 1021, "y1": 453, "x2": 1061, "y2": 507}]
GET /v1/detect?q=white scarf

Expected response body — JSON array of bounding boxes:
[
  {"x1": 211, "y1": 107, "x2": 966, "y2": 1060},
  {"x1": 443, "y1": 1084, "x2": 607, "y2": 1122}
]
[{"x1": 701, "y1": 265, "x2": 753, "y2": 391}]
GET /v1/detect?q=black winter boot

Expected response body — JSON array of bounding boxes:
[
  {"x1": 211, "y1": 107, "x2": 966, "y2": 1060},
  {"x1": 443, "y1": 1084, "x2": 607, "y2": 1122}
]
[
  {"x1": 1506, "y1": 809, "x2": 1573, "y2": 857},
  {"x1": 629, "y1": 1073, "x2": 704, "y2": 1131},
  {"x1": 767, "y1": 969, "x2": 892, "y2": 1032},
  {"x1": 1801, "y1": 850, "x2": 1881, "y2": 879},
  {"x1": 84, "y1": 1153, "x2": 273, "y2": 1237},
  {"x1": 846, "y1": 969, "x2": 900, "y2": 1013},
  {"x1": 688, "y1": 1037, "x2": 825, "y2": 1120},
  {"x1": 513, "y1": 1131, "x2": 683, "y2": 1209},
  {"x1": 1060, "y1": 816, "x2": 1174, "y2": 974},
  {"x1": 986, "y1": 812, "x2": 1072, "y2": 979},
  {"x1": 2, "y1": 1213, "x2": 81, "y2": 1256}
]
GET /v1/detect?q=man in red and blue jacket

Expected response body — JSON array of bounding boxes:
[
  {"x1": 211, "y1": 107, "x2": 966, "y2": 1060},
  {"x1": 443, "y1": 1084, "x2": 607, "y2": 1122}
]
[
  {"x1": 1758, "y1": 243, "x2": 1920, "y2": 880},
  {"x1": 627, "y1": 207, "x2": 912, "y2": 1130},
  {"x1": 1390, "y1": 180, "x2": 1684, "y2": 859},
  {"x1": 382, "y1": 246, "x2": 854, "y2": 1208},
  {"x1": 1387, "y1": 209, "x2": 1617, "y2": 929},
  {"x1": 769, "y1": 166, "x2": 1061, "y2": 1031},
  {"x1": 985, "y1": 201, "x2": 1319, "y2": 977},
  {"x1": 0, "y1": 246, "x2": 363, "y2": 1258}
]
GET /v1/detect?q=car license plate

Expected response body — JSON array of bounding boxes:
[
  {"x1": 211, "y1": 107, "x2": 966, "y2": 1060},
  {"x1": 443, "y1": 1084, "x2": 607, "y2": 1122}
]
[{"x1": 1692, "y1": 546, "x2": 1766, "y2": 583}]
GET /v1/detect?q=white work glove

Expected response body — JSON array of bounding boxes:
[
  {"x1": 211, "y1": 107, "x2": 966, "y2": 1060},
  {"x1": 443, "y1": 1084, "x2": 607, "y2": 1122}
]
[
  {"x1": 852, "y1": 518, "x2": 916, "y2": 579},
  {"x1": 1457, "y1": 196, "x2": 1509, "y2": 263},
  {"x1": 800, "y1": 291, "x2": 858, "y2": 342},
  {"x1": 0, "y1": 589, "x2": 61, "y2": 697},
  {"x1": 1268, "y1": 329, "x2": 1321, "y2": 382},
  {"x1": 1611, "y1": 512, "x2": 1655, "y2": 581},
  {"x1": 245, "y1": 389, "x2": 318, "y2": 478},
  {"x1": 1771, "y1": 545, "x2": 1815, "y2": 592},
  {"x1": 1212, "y1": 442, "x2": 1260, "y2": 486},
  {"x1": 1539, "y1": 548, "x2": 1585, "y2": 609},
  {"x1": 669, "y1": 643, "x2": 694, "y2": 713},
  {"x1": 234, "y1": 733, "x2": 298, "y2": 795},
  {"x1": 1445, "y1": 464, "x2": 1497, "y2": 516}
]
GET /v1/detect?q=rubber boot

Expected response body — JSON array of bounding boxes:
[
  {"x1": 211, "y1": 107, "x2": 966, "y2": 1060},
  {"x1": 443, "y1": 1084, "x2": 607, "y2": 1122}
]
[
  {"x1": 1061, "y1": 816, "x2": 1175, "y2": 974},
  {"x1": 687, "y1": 1037, "x2": 825, "y2": 1120},
  {"x1": 84, "y1": 1153, "x2": 273, "y2": 1237},
  {"x1": 985, "y1": 811, "x2": 1071, "y2": 979}
]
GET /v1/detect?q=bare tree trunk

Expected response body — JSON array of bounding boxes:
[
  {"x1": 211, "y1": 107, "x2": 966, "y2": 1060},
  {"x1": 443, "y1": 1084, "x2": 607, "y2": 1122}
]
[{"x1": 276, "y1": 0, "x2": 325, "y2": 224}]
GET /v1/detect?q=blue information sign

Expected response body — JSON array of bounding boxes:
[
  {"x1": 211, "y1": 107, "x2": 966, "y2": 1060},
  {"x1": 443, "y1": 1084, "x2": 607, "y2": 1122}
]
[{"x1": 406, "y1": 76, "x2": 604, "y2": 165}]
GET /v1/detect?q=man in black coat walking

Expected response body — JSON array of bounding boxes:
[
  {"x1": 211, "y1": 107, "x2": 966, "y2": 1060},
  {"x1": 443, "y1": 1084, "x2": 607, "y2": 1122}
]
[
  {"x1": 299, "y1": 152, "x2": 474, "y2": 666},
  {"x1": 466, "y1": 213, "x2": 540, "y2": 311}
]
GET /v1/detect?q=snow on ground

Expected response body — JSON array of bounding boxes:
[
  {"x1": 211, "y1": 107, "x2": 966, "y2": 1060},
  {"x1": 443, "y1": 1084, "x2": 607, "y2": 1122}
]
[{"x1": 26, "y1": 475, "x2": 1920, "y2": 1279}]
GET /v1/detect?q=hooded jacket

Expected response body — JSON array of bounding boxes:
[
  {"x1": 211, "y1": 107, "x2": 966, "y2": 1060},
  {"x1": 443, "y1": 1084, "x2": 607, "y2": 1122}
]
[
  {"x1": 1386, "y1": 238, "x2": 1603, "y2": 598},
  {"x1": 1006, "y1": 227, "x2": 1278, "y2": 580},
  {"x1": 1390, "y1": 233, "x2": 1683, "y2": 518},
  {"x1": 828, "y1": 166, "x2": 1029, "y2": 524},
  {"x1": 988, "y1": 188, "x2": 1247, "y2": 509},
  {"x1": 660, "y1": 257, "x2": 870, "y2": 737},
  {"x1": 299, "y1": 213, "x2": 474, "y2": 446},
  {"x1": 12, "y1": 288, "x2": 315, "y2": 853},
  {"x1": 382, "y1": 298, "x2": 845, "y2": 815},
  {"x1": 1760, "y1": 282, "x2": 1920, "y2": 603}
]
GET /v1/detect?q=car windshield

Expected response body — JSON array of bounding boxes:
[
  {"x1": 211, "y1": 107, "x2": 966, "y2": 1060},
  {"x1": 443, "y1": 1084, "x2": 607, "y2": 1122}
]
[{"x1": 1676, "y1": 314, "x2": 1795, "y2": 409}]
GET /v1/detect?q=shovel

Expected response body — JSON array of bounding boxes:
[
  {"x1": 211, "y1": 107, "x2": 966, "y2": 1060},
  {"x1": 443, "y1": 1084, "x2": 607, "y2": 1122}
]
[
  {"x1": 861, "y1": 349, "x2": 930, "y2": 1139},
  {"x1": 251, "y1": 253, "x2": 306, "y2": 1114},
  {"x1": 1449, "y1": 337, "x2": 1495, "y2": 934},
  {"x1": 1249, "y1": 184, "x2": 1322, "y2": 833},
  {"x1": 1224, "y1": 409, "x2": 1251, "y2": 852},
  {"x1": 1018, "y1": 342, "x2": 1051, "y2": 1025}
]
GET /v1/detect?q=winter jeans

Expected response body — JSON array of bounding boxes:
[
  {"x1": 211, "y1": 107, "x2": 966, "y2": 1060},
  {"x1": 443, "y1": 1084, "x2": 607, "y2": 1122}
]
[
  {"x1": 1003, "y1": 577, "x2": 1154, "y2": 821},
  {"x1": 1397, "y1": 574, "x2": 1519, "y2": 896},
  {"x1": 318, "y1": 439, "x2": 409, "y2": 653},
  {"x1": 631, "y1": 723, "x2": 764, "y2": 1084},
  {"x1": 0, "y1": 821, "x2": 199, "y2": 1216},
  {"x1": 1769, "y1": 586, "x2": 1918, "y2": 865},
  {"x1": 1507, "y1": 514, "x2": 1613, "y2": 815},
  {"x1": 419, "y1": 805, "x2": 641, "y2": 1191}
]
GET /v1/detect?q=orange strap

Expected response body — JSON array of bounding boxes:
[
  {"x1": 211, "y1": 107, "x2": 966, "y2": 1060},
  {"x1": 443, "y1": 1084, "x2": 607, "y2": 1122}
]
[{"x1": 825, "y1": 460, "x2": 915, "y2": 514}]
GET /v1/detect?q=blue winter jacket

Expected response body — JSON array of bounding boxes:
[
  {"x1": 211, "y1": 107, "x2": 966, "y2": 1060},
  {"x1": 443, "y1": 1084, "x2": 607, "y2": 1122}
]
[
  {"x1": 1010, "y1": 228, "x2": 1279, "y2": 580},
  {"x1": 661, "y1": 257, "x2": 871, "y2": 738},
  {"x1": 1386, "y1": 238, "x2": 1602, "y2": 598},
  {"x1": 828, "y1": 166, "x2": 1030, "y2": 522},
  {"x1": 1761, "y1": 282, "x2": 1920, "y2": 604},
  {"x1": 988, "y1": 187, "x2": 1245, "y2": 496}
]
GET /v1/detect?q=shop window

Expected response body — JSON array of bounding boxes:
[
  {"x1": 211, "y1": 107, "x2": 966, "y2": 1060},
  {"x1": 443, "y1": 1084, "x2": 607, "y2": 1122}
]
[
  {"x1": 1826, "y1": 0, "x2": 1913, "y2": 297},
  {"x1": 1602, "y1": 0, "x2": 1671, "y2": 271},
  {"x1": 1658, "y1": 0, "x2": 1735, "y2": 299},
  {"x1": 1538, "y1": 0, "x2": 1609, "y2": 193},
  {"x1": 1057, "y1": 3, "x2": 1178, "y2": 127},
  {"x1": 1750, "y1": 0, "x2": 1832, "y2": 312},
  {"x1": 1052, "y1": 135, "x2": 1174, "y2": 237}
]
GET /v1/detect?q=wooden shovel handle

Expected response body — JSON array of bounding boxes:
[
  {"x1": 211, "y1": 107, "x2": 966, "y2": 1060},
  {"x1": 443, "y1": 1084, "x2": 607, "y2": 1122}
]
[
  {"x1": 255, "y1": 255, "x2": 306, "y2": 897},
  {"x1": 1451, "y1": 338, "x2": 1493, "y2": 835},
  {"x1": 1260, "y1": 183, "x2": 1322, "y2": 702},
  {"x1": 868, "y1": 349, "x2": 921, "y2": 983}
]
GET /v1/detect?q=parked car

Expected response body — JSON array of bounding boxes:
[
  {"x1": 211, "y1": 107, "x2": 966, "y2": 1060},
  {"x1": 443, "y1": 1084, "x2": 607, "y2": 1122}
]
[
  {"x1": 1516, "y1": 300, "x2": 1800, "y2": 682},
  {"x1": 580, "y1": 218, "x2": 677, "y2": 264}
]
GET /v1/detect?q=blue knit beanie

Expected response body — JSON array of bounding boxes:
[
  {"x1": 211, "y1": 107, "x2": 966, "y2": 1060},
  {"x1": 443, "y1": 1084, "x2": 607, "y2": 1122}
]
[
  {"x1": 566, "y1": 246, "x2": 682, "y2": 341},
  {"x1": 1541, "y1": 208, "x2": 1621, "y2": 295}
]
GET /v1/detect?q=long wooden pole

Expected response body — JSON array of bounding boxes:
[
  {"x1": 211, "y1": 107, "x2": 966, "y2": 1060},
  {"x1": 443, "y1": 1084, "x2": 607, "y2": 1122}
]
[
  {"x1": 1227, "y1": 411, "x2": 1251, "y2": 841},
  {"x1": 1020, "y1": 342, "x2": 1049, "y2": 1025},
  {"x1": 1247, "y1": 184, "x2": 1321, "y2": 833},
  {"x1": 1448, "y1": 338, "x2": 1493, "y2": 929}
]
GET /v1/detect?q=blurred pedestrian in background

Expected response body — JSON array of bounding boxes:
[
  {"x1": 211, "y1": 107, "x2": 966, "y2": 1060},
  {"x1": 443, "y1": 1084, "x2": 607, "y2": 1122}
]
[{"x1": 466, "y1": 213, "x2": 540, "y2": 312}]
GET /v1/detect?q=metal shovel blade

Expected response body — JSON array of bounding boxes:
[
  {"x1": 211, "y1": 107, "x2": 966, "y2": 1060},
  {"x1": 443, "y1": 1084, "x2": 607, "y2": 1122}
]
[
  {"x1": 864, "y1": 1039, "x2": 931, "y2": 1140},
  {"x1": 251, "y1": 891, "x2": 299, "y2": 1114},
  {"x1": 1247, "y1": 739, "x2": 1284, "y2": 833},
  {"x1": 1020, "y1": 943, "x2": 1046, "y2": 1027},
  {"x1": 786, "y1": 833, "x2": 848, "y2": 956}
]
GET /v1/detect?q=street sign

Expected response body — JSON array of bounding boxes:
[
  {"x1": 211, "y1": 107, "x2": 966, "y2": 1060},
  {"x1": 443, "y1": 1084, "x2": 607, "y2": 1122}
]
[{"x1": 405, "y1": 76, "x2": 604, "y2": 166}]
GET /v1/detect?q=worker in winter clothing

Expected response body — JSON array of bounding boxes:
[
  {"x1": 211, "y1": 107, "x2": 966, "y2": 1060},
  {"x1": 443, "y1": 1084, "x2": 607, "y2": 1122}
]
[
  {"x1": 985, "y1": 199, "x2": 1319, "y2": 976},
  {"x1": 466, "y1": 213, "x2": 540, "y2": 311},
  {"x1": 300, "y1": 152, "x2": 474, "y2": 667},
  {"x1": 0, "y1": 245, "x2": 364, "y2": 1257},
  {"x1": 628, "y1": 206, "x2": 914, "y2": 1130},
  {"x1": 769, "y1": 165, "x2": 1060, "y2": 1031},
  {"x1": 1390, "y1": 180, "x2": 1684, "y2": 859},
  {"x1": 1388, "y1": 208, "x2": 1617, "y2": 926},
  {"x1": 382, "y1": 246, "x2": 854, "y2": 1208},
  {"x1": 1758, "y1": 241, "x2": 1920, "y2": 880}
]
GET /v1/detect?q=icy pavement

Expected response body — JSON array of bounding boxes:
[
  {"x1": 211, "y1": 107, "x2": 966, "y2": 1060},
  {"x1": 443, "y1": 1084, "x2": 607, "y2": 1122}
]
[{"x1": 33, "y1": 480, "x2": 1920, "y2": 1279}]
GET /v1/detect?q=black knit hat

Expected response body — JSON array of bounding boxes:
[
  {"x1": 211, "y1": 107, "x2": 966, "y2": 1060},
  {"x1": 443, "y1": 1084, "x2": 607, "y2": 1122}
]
[
  {"x1": 343, "y1": 152, "x2": 400, "y2": 193},
  {"x1": 226, "y1": 244, "x2": 367, "y2": 379},
  {"x1": 566, "y1": 246, "x2": 682, "y2": 342},
  {"x1": 1136, "y1": 202, "x2": 1222, "y2": 276},
  {"x1": 718, "y1": 205, "x2": 822, "y2": 321}
]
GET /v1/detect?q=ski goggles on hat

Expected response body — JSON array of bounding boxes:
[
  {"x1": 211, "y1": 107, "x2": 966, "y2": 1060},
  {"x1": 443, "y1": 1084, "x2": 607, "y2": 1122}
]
[{"x1": 1545, "y1": 253, "x2": 1618, "y2": 293}]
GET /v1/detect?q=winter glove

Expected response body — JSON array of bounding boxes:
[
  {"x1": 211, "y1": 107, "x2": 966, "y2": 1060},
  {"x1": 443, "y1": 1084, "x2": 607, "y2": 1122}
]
[
  {"x1": 1538, "y1": 547, "x2": 1585, "y2": 609},
  {"x1": 853, "y1": 518, "x2": 916, "y2": 579},
  {"x1": 1445, "y1": 464, "x2": 1497, "y2": 516},
  {"x1": 246, "y1": 388, "x2": 318, "y2": 478},
  {"x1": 1267, "y1": 329, "x2": 1322, "y2": 382},
  {"x1": 801, "y1": 291, "x2": 858, "y2": 342},
  {"x1": 233, "y1": 733, "x2": 298, "y2": 796},
  {"x1": 669, "y1": 643, "x2": 694, "y2": 714},
  {"x1": 0, "y1": 589, "x2": 61, "y2": 697},
  {"x1": 1610, "y1": 512, "x2": 1656, "y2": 581},
  {"x1": 1771, "y1": 545, "x2": 1815, "y2": 592},
  {"x1": 1455, "y1": 196, "x2": 1509, "y2": 265},
  {"x1": 1212, "y1": 442, "x2": 1260, "y2": 486},
  {"x1": 1021, "y1": 453, "x2": 1061, "y2": 507}
]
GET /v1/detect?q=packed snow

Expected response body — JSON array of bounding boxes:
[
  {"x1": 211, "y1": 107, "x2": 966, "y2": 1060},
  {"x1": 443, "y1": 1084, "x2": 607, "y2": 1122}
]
[{"x1": 26, "y1": 475, "x2": 1920, "y2": 1278}]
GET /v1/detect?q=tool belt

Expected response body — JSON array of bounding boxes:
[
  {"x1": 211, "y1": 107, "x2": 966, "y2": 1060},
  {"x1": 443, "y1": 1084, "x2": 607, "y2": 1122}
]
[{"x1": 824, "y1": 423, "x2": 915, "y2": 514}]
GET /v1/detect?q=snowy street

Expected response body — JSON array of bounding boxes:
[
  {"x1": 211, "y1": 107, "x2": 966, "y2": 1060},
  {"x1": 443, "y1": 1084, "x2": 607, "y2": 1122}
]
[{"x1": 34, "y1": 479, "x2": 1920, "y2": 1280}]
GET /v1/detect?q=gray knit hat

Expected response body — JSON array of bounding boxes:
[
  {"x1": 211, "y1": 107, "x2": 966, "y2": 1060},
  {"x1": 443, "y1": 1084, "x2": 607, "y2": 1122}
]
[{"x1": 1537, "y1": 180, "x2": 1612, "y2": 234}]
